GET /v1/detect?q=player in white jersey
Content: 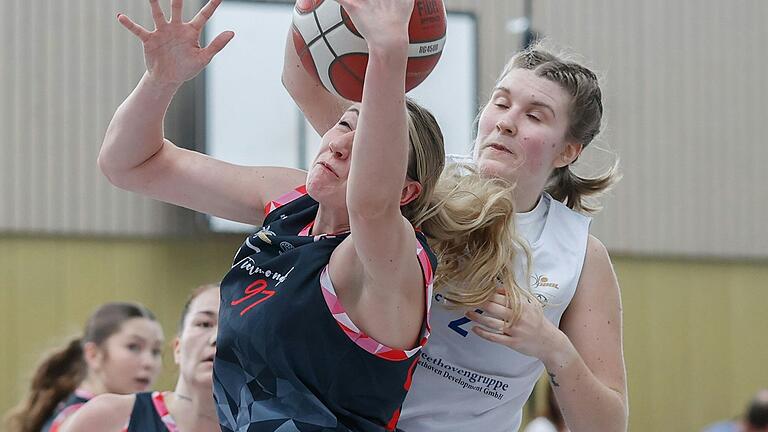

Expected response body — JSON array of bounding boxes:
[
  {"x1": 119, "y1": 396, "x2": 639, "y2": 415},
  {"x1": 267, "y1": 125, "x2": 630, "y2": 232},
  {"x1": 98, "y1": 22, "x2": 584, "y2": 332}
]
[{"x1": 282, "y1": 13, "x2": 628, "y2": 431}]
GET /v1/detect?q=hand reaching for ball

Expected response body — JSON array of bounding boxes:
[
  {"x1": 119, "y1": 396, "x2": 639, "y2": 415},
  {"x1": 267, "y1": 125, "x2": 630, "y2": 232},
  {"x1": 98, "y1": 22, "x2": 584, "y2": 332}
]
[
  {"x1": 336, "y1": 0, "x2": 415, "y2": 49},
  {"x1": 117, "y1": 0, "x2": 234, "y2": 88}
]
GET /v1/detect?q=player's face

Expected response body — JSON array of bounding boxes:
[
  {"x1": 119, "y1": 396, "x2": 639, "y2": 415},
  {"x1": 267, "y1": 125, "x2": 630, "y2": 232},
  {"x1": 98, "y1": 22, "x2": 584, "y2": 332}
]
[
  {"x1": 96, "y1": 318, "x2": 164, "y2": 394},
  {"x1": 474, "y1": 68, "x2": 576, "y2": 196},
  {"x1": 175, "y1": 287, "x2": 219, "y2": 388},
  {"x1": 306, "y1": 106, "x2": 359, "y2": 208}
]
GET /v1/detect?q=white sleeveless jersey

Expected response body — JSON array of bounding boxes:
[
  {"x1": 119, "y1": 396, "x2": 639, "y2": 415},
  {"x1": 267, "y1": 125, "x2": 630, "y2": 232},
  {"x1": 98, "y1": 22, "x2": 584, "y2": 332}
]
[{"x1": 398, "y1": 188, "x2": 591, "y2": 432}]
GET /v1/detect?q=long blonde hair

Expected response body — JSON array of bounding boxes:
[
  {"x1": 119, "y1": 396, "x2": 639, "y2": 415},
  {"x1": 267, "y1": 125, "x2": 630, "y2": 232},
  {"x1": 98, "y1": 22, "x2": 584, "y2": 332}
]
[
  {"x1": 415, "y1": 164, "x2": 534, "y2": 317},
  {"x1": 403, "y1": 99, "x2": 533, "y2": 320}
]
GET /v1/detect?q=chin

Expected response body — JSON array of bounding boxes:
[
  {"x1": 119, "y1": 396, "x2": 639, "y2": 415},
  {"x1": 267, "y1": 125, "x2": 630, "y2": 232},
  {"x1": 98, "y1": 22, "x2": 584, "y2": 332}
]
[{"x1": 477, "y1": 158, "x2": 517, "y2": 182}]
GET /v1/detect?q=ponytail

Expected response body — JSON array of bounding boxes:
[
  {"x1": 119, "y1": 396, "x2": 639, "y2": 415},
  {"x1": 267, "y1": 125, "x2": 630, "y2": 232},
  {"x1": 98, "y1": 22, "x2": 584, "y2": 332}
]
[
  {"x1": 4, "y1": 301, "x2": 156, "y2": 432},
  {"x1": 4, "y1": 338, "x2": 86, "y2": 432},
  {"x1": 416, "y1": 163, "x2": 536, "y2": 323},
  {"x1": 545, "y1": 159, "x2": 621, "y2": 214}
]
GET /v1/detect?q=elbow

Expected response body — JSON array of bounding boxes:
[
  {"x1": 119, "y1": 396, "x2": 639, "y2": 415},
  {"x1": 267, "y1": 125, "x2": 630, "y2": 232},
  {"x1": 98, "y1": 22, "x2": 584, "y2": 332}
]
[
  {"x1": 98, "y1": 156, "x2": 129, "y2": 191},
  {"x1": 96, "y1": 144, "x2": 137, "y2": 191},
  {"x1": 97, "y1": 146, "x2": 122, "y2": 187}
]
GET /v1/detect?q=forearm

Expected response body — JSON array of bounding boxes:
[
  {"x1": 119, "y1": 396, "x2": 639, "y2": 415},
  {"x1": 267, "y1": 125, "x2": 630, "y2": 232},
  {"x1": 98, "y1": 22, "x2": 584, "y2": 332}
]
[
  {"x1": 281, "y1": 30, "x2": 350, "y2": 136},
  {"x1": 98, "y1": 72, "x2": 180, "y2": 178},
  {"x1": 543, "y1": 333, "x2": 628, "y2": 432},
  {"x1": 347, "y1": 39, "x2": 409, "y2": 215}
]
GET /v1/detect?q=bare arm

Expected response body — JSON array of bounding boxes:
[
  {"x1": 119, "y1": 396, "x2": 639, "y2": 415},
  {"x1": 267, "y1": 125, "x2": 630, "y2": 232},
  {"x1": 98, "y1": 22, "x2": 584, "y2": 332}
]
[
  {"x1": 334, "y1": 0, "x2": 425, "y2": 349},
  {"x1": 59, "y1": 394, "x2": 135, "y2": 432},
  {"x1": 282, "y1": 28, "x2": 351, "y2": 136},
  {"x1": 468, "y1": 235, "x2": 628, "y2": 431},
  {"x1": 103, "y1": 0, "x2": 306, "y2": 225},
  {"x1": 550, "y1": 235, "x2": 628, "y2": 431}
]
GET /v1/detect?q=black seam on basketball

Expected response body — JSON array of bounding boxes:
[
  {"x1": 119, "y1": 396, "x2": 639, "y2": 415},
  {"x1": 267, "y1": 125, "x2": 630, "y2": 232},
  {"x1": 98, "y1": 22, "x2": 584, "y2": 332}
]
[
  {"x1": 306, "y1": 19, "x2": 348, "y2": 49},
  {"x1": 314, "y1": 6, "x2": 365, "y2": 88},
  {"x1": 292, "y1": 24, "x2": 312, "y2": 58},
  {"x1": 407, "y1": 52, "x2": 443, "y2": 61}
]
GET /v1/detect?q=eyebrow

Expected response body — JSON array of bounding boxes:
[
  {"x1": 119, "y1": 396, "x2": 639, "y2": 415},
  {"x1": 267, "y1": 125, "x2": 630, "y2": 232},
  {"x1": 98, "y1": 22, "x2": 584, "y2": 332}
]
[
  {"x1": 193, "y1": 311, "x2": 217, "y2": 318},
  {"x1": 492, "y1": 86, "x2": 557, "y2": 119}
]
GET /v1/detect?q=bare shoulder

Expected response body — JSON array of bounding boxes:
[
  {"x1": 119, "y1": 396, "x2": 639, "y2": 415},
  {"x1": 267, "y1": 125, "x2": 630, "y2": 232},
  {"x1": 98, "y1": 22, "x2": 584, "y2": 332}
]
[
  {"x1": 59, "y1": 393, "x2": 135, "y2": 432},
  {"x1": 585, "y1": 234, "x2": 612, "y2": 270},
  {"x1": 561, "y1": 234, "x2": 627, "y2": 397}
]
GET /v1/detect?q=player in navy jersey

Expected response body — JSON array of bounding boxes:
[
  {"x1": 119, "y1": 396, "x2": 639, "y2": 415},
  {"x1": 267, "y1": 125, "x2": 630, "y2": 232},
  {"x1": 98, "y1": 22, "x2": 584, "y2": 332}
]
[
  {"x1": 103, "y1": 0, "x2": 523, "y2": 430},
  {"x1": 61, "y1": 285, "x2": 221, "y2": 432},
  {"x1": 4, "y1": 303, "x2": 162, "y2": 432}
]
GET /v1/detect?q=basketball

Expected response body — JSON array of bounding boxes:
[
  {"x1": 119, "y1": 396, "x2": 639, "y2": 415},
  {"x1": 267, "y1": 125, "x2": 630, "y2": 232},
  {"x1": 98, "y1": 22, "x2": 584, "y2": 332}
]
[{"x1": 292, "y1": 0, "x2": 447, "y2": 102}]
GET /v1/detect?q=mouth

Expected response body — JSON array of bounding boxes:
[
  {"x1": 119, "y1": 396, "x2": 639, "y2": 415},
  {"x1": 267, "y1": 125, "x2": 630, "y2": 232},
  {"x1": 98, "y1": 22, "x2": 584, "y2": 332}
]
[
  {"x1": 134, "y1": 377, "x2": 151, "y2": 388},
  {"x1": 486, "y1": 143, "x2": 514, "y2": 154},
  {"x1": 202, "y1": 354, "x2": 215, "y2": 364},
  {"x1": 317, "y1": 161, "x2": 339, "y2": 178}
]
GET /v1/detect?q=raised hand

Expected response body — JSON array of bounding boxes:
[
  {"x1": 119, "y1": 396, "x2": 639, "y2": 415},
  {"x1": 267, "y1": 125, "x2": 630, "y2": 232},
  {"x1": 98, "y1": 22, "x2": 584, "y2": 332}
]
[
  {"x1": 117, "y1": 0, "x2": 234, "y2": 87},
  {"x1": 336, "y1": 0, "x2": 414, "y2": 49}
]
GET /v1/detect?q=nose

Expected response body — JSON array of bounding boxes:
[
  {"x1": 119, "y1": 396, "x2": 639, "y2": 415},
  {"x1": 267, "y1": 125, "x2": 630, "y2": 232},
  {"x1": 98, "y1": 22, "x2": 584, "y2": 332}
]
[
  {"x1": 328, "y1": 134, "x2": 352, "y2": 160},
  {"x1": 495, "y1": 117, "x2": 517, "y2": 136},
  {"x1": 142, "y1": 351, "x2": 159, "y2": 370}
]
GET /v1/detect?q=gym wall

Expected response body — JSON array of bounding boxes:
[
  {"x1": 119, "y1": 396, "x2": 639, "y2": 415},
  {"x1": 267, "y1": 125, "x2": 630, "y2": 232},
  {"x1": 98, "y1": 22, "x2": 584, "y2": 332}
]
[{"x1": 1, "y1": 1, "x2": 767, "y2": 430}]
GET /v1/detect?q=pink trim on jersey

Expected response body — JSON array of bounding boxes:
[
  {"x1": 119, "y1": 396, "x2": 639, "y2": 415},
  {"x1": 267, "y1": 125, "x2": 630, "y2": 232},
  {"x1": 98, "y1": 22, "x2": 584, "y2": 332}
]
[
  {"x1": 318, "y1": 242, "x2": 434, "y2": 361},
  {"x1": 50, "y1": 404, "x2": 85, "y2": 432},
  {"x1": 49, "y1": 388, "x2": 94, "y2": 432},
  {"x1": 73, "y1": 388, "x2": 96, "y2": 399},
  {"x1": 151, "y1": 392, "x2": 179, "y2": 432},
  {"x1": 264, "y1": 185, "x2": 308, "y2": 216}
]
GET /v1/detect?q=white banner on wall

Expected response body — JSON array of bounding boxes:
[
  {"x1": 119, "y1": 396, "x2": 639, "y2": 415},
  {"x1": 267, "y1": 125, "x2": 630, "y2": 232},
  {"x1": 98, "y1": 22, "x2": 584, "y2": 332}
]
[{"x1": 204, "y1": 1, "x2": 477, "y2": 232}]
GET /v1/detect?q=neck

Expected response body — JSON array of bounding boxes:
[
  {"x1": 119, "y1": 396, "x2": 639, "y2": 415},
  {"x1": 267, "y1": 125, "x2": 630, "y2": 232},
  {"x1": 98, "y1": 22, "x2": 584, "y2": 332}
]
[
  {"x1": 168, "y1": 379, "x2": 219, "y2": 432},
  {"x1": 514, "y1": 187, "x2": 544, "y2": 213},
  {"x1": 313, "y1": 204, "x2": 350, "y2": 235},
  {"x1": 512, "y1": 173, "x2": 550, "y2": 212},
  {"x1": 78, "y1": 373, "x2": 108, "y2": 396}
]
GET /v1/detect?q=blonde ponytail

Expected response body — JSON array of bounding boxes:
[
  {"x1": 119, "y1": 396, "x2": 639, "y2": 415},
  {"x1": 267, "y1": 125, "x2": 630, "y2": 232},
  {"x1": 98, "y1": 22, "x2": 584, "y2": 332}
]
[{"x1": 415, "y1": 163, "x2": 536, "y2": 322}]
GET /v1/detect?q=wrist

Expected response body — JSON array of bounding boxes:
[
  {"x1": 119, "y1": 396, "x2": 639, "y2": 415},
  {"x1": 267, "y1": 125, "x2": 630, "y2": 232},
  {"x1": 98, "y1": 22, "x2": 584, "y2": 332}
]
[
  {"x1": 366, "y1": 32, "x2": 409, "y2": 58},
  {"x1": 540, "y1": 329, "x2": 578, "y2": 371},
  {"x1": 140, "y1": 72, "x2": 183, "y2": 96}
]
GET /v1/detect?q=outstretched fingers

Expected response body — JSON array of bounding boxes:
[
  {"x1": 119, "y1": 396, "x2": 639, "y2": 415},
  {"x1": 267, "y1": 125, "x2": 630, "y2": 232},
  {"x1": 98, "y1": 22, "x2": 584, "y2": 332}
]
[
  {"x1": 190, "y1": 0, "x2": 222, "y2": 30},
  {"x1": 148, "y1": 0, "x2": 167, "y2": 28},
  {"x1": 170, "y1": 0, "x2": 184, "y2": 23},
  {"x1": 202, "y1": 31, "x2": 235, "y2": 64},
  {"x1": 117, "y1": 14, "x2": 151, "y2": 42}
]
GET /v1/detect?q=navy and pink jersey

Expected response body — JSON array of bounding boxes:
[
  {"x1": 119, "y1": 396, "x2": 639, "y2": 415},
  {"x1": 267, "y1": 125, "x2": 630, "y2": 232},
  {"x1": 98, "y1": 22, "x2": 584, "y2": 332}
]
[
  {"x1": 213, "y1": 186, "x2": 437, "y2": 432},
  {"x1": 123, "y1": 392, "x2": 178, "y2": 432},
  {"x1": 45, "y1": 388, "x2": 94, "y2": 432}
]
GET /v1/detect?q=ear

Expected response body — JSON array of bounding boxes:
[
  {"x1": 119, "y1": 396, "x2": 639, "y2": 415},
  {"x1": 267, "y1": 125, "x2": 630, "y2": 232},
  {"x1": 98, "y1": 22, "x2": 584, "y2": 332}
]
[
  {"x1": 82, "y1": 341, "x2": 103, "y2": 370},
  {"x1": 554, "y1": 141, "x2": 583, "y2": 168},
  {"x1": 400, "y1": 180, "x2": 423, "y2": 207},
  {"x1": 172, "y1": 336, "x2": 181, "y2": 366}
]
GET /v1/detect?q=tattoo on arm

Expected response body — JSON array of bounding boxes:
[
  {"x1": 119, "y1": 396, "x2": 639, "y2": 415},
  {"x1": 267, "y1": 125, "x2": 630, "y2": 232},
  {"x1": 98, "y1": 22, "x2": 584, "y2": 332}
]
[{"x1": 548, "y1": 371, "x2": 560, "y2": 387}]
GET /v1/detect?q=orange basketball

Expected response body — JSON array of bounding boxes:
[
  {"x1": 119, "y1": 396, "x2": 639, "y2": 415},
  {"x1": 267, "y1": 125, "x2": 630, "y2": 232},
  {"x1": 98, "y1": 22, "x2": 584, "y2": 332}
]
[{"x1": 292, "y1": 0, "x2": 447, "y2": 102}]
